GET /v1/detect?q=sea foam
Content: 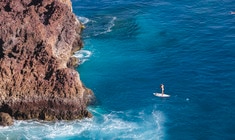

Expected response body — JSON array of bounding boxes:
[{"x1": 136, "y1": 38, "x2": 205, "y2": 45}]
[
  {"x1": 82, "y1": 16, "x2": 117, "y2": 38},
  {"x1": 99, "y1": 16, "x2": 117, "y2": 35}
]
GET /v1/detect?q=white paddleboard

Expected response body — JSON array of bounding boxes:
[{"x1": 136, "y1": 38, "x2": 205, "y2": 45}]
[{"x1": 153, "y1": 93, "x2": 170, "y2": 98}]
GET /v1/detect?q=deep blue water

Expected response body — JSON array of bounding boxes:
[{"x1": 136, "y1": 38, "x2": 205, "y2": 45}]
[{"x1": 1, "y1": 0, "x2": 235, "y2": 139}]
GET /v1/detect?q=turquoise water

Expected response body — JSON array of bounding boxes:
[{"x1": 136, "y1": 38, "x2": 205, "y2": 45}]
[{"x1": 1, "y1": 0, "x2": 235, "y2": 139}]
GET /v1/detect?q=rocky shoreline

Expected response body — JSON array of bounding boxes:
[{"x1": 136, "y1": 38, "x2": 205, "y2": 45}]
[{"x1": 0, "y1": 0, "x2": 94, "y2": 126}]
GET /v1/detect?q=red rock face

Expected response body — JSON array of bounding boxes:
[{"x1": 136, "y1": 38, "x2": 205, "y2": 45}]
[{"x1": 0, "y1": 0, "x2": 94, "y2": 121}]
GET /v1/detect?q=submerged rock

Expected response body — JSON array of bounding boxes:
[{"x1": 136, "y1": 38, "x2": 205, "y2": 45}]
[{"x1": 0, "y1": 0, "x2": 94, "y2": 125}]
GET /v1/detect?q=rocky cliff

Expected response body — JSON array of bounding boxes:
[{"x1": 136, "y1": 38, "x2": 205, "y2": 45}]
[{"x1": 0, "y1": 0, "x2": 94, "y2": 125}]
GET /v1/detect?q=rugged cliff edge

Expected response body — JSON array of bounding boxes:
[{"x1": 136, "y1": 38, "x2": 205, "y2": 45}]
[{"x1": 0, "y1": 0, "x2": 94, "y2": 125}]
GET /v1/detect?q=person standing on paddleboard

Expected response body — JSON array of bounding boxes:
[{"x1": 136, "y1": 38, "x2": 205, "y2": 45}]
[{"x1": 161, "y1": 84, "x2": 164, "y2": 96}]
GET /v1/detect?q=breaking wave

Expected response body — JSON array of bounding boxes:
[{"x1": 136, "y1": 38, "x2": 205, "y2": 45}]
[
  {"x1": 0, "y1": 107, "x2": 166, "y2": 140},
  {"x1": 73, "y1": 50, "x2": 92, "y2": 64},
  {"x1": 76, "y1": 16, "x2": 90, "y2": 25}
]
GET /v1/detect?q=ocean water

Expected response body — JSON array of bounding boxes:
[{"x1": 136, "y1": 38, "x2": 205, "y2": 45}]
[{"x1": 1, "y1": 0, "x2": 235, "y2": 139}]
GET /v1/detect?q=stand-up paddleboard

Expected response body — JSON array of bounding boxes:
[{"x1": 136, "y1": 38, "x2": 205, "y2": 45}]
[{"x1": 153, "y1": 93, "x2": 170, "y2": 98}]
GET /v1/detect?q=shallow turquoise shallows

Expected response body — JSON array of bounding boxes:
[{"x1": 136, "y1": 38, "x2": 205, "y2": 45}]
[{"x1": 1, "y1": 0, "x2": 235, "y2": 139}]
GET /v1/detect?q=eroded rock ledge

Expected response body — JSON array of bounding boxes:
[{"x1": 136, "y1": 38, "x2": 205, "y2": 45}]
[{"x1": 0, "y1": 0, "x2": 94, "y2": 125}]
